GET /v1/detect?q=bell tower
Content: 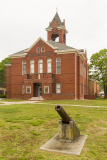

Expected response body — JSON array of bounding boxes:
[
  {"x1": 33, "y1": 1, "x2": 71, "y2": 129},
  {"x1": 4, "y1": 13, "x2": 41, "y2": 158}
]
[{"x1": 46, "y1": 12, "x2": 68, "y2": 44}]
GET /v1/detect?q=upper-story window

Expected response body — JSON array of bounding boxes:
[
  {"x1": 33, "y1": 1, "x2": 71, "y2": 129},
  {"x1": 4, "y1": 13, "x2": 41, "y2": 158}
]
[
  {"x1": 22, "y1": 60, "x2": 26, "y2": 74},
  {"x1": 37, "y1": 47, "x2": 40, "y2": 53},
  {"x1": 41, "y1": 47, "x2": 45, "y2": 52},
  {"x1": 47, "y1": 58, "x2": 51, "y2": 73},
  {"x1": 30, "y1": 60, "x2": 34, "y2": 73},
  {"x1": 56, "y1": 57, "x2": 61, "y2": 73},
  {"x1": 39, "y1": 59, "x2": 43, "y2": 73}
]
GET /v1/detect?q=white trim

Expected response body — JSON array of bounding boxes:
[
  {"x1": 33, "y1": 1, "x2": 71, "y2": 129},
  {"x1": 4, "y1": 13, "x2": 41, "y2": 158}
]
[
  {"x1": 45, "y1": 27, "x2": 53, "y2": 31},
  {"x1": 9, "y1": 53, "x2": 27, "y2": 58},
  {"x1": 5, "y1": 64, "x2": 11, "y2": 66},
  {"x1": 54, "y1": 49, "x2": 85, "y2": 60},
  {"x1": 44, "y1": 86, "x2": 49, "y2": 94},
  {"x1": 25, "y1": 37, "x2": 58, "y2": 53},
  {"x1": 26, "y1": 86, "x2": 31, "y2": 94}
]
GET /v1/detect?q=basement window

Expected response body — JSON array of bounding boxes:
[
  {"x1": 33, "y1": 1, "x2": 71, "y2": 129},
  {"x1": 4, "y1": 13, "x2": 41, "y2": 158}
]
[{"x1": 26, "y1": 86, "x2": 31, "y2": 94}]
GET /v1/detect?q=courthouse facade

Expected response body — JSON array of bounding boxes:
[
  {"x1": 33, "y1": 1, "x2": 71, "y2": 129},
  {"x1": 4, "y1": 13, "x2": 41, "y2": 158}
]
[{"x1": 6, "y1": 12, "x2": 89, "y2": 100}]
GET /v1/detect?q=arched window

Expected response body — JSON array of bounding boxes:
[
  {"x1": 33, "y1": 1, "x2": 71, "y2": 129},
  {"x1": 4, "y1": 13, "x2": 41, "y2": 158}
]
[
  {"x1": 37, "y1": 47, "x2": 40, "y2": 53},
  {"x1": 47, "y1": 58, "x2": 51, "y2": 73},
  {"x1": 22, "y1": 60, "x2": 26, "y2": 74},
  {"x1": 39, "y1": 59, "x2": 43, "y2": 73},
  {"x1": 56, "y1": 58, "x2": 61, "y2": 73},
  {"x1": 41, "y1": 47, "x2": 45, "y2": 52},
  {"x1": 30, "y1": 60, "x2": 34, "y2": 73}
]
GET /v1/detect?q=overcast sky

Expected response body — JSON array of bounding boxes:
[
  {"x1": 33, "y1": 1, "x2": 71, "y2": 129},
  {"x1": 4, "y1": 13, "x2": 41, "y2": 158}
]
[{"x1": 0, "y1": 0, "x2": 107, "y2": 63}]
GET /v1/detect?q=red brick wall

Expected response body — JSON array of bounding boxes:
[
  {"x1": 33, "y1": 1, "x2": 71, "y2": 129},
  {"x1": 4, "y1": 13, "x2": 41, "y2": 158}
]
[
  {"x1": 6, "y1": 38, "x2": 88, "y2": 100},
  {"x1": 84, "y1": 95, "x2": 96, "y2": 100},
  {"x1": 6, "y1": 66, "x2": 11, "y2": 98}
]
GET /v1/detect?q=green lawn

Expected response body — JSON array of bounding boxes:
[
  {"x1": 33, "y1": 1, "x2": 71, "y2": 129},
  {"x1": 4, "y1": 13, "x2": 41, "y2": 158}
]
[
  {"x1": 42, "y1": 98, "x2": 107, "y2": 106},
  {"x1": 0, "y1": 102, "x2": 107, "y2": 159},
  {"x1": 1, "y1": 99, "x2": 26, "y2": 102}
]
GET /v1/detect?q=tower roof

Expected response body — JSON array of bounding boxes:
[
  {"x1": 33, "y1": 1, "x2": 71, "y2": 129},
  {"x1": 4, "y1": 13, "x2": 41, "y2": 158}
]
[{"x1": 46, "y1": 12, "x2": 65, "y2": 31}]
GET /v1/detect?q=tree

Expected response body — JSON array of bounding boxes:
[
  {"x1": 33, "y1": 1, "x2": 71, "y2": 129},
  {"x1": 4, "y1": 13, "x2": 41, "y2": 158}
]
[
  {"x1": 0, "y1": 57, "x2": 11, "y2": 84},
  {"x1": 89, "y1": 49, "x2": 107, "y2": 98}
]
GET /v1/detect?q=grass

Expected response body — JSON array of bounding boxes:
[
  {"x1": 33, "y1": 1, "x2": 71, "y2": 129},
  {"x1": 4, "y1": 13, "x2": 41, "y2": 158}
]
[
  {"x1": 41, "y1": 98, "x2": 107, "y2": 106},
  {"x1": 1, "y1": 99, "x2": 25, "y2": 102},
  {"x1": 0, "y1": 101, "x2": 107, "y2": 159}
]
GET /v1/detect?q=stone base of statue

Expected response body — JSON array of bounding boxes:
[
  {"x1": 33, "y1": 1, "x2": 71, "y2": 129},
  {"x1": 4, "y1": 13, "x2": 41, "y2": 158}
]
[{"x1": 59, "y1": 120, "x2": 80, "y2": 142}]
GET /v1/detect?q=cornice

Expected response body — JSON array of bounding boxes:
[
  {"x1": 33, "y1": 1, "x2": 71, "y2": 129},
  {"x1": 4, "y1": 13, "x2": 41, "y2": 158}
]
[
  {"x1": 5, "y1": 64, "x2": 11, "y2": 66},
  {"x1": 9, "y1": 53, "x2": 27, "y2": 58},
  {"x1": 54, "y1": 49, "x2": 85, "y2": 60}
]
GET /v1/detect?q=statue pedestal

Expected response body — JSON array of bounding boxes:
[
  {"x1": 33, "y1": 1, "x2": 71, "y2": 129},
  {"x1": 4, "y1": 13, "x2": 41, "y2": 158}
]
[{"x1": 59, "y1": 120, "x2": 80, "y2": 142}]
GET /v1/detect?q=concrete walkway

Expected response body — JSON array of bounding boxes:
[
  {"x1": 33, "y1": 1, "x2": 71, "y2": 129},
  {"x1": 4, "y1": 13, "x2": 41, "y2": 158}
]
[
  {"x1": 0, "y1": 100, "x2": 40, "y2": 105},
  {"x1": 0, "y1": 100, "x2": 106, "y2": 108}
]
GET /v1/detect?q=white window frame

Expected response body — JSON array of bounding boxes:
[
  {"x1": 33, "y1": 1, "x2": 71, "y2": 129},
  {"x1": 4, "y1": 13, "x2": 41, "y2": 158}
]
[
  {"x1": 56, "y1": 57, "x2": 61, "y2": 74},
  {"x1": 22, "y1": 60, "x2": 26, "y2": 75},
  {"x1": 38, "y1": 59, "x2": 43, "y2": 73},
  {"x1": 22, "y1": 84, "x2": 24, "y2": 94},
  {"x1": 56, "y1": 83, "x2": 61, "y2": 93},
  {"x1": 30, "y1": 60, "x2": 34, "y2": 74},
  {"x1": 26, "y1": 86, "x2": 31, "y2": 94},
  {"x1": 44, "y1": 86, "x2": 49, "y2": 94},
  {"x1": 37, "y1": 47, "x2": 40, "y2": 53},
  {"x1": 41, "y1": 47, "x2": 45, "y2": 52},
  {"x1": 47, "y1": 58, "x2": 52, "y2": 73}
]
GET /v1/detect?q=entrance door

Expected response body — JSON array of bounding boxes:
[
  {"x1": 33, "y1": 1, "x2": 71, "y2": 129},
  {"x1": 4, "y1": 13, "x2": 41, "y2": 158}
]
[{"x1": 37, "y1": 83, "x2": 42, "y2": 96}]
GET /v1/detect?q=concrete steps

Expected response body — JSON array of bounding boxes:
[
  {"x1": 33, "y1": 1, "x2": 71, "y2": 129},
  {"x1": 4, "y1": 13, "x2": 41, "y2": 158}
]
[{"x1": 29, "y1": 96, "x2": 44, "y2": 101}]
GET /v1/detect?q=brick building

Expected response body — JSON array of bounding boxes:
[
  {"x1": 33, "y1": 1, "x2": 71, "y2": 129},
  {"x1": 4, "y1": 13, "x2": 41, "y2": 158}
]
[{"x1": 6, "y1": 12, "x2": 89, "y2": 100}]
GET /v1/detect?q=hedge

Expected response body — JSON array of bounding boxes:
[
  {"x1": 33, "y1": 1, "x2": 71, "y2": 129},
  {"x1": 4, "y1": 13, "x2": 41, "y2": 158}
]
[{"x1": 0, "y1": 95, "x2": 6, "y2": 98}]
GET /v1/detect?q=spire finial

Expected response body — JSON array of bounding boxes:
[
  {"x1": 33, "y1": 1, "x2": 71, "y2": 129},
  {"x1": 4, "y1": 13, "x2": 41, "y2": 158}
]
[{"x1": 56, "y1": 7, "x2": 58, "y2": 13}]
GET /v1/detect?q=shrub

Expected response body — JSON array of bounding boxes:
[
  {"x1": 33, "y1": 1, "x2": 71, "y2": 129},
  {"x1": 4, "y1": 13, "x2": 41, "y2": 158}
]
[{"x1": 0, "y1": 95, "x2": 6, "y2": 98}]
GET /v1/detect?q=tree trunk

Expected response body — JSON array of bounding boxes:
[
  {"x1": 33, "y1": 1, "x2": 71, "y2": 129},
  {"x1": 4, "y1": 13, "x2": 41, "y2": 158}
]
[{"x1": 104, "y1": 84, "x2": 107, "y2": 99}]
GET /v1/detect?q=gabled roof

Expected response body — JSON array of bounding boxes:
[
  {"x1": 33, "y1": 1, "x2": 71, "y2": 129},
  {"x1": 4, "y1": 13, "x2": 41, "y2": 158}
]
[
  {"x1": 9, "y1": 38, "x2": 85, "y2": 60},
  {"x1": 47, "y1": 40, "x2": 75, "y2": 51},
  {"x1": 25, "y1": 37, "x2": 58, "y2": 53}
]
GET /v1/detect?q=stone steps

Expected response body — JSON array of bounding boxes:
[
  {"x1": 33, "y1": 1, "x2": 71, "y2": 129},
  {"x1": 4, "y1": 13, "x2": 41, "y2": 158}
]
[{"x1": 29, "y1": 96, "x2": 44, "y2": 101}]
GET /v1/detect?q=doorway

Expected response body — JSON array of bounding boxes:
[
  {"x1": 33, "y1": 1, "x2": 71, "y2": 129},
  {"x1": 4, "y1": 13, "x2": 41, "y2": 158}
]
[
  {"x1": 37, "y1": 83, "x2": 42, "y2": 96},
  {"x1": 33, "y1": 83, "x2": 42, "y2": 97}
]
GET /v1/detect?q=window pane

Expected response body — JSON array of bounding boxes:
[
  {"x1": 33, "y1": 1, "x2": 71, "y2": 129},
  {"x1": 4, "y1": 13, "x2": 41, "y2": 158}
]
[
  {"x1": 39, "y1": 59, "x2": 43, "y2": 63},
  {"x1": 31, "y1": 64, "x2": 34, "y2": 69},
  {"x1": 23, "y1": 64, "x2": 26, "y2": 69},
  {"x1": 57, "y1": 84, "x2": 60, "y2": 88},
  {"x1": 57, "y1": 58, "x2": 61, "y2": 61},
  {"x1": 31, "y1": 68, "x2": 34, "y2": 73},
  {"x1": 57, "y1": 62, "x2": 60, "y2": 67},
  {"x1": 57, "y1": 88, "x2": 60, "y2": 93},
  {"x1": 48, "y1": 68, "x2": 51, "y2": 73},
  {"x1": 39, "y1": 63, "x2": 42, "y2": 69},
  {"x1": 48, "y1": 63, "x2": 51, "y2": 68},
  {"x1": 39, "y1": 68, "x2": 43, "y2": 73},
  {"x1": 23, "y1": 69, "x2": 26, "y2": 74},
  {"x1": 57, "y1": 67, "x2": 60, "y2": 73}
]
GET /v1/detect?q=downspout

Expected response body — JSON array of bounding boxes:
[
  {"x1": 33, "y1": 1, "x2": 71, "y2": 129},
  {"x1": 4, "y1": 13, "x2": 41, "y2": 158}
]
[{"x1": 83, "y1": 78, "x2": 84, "y2": 99}]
